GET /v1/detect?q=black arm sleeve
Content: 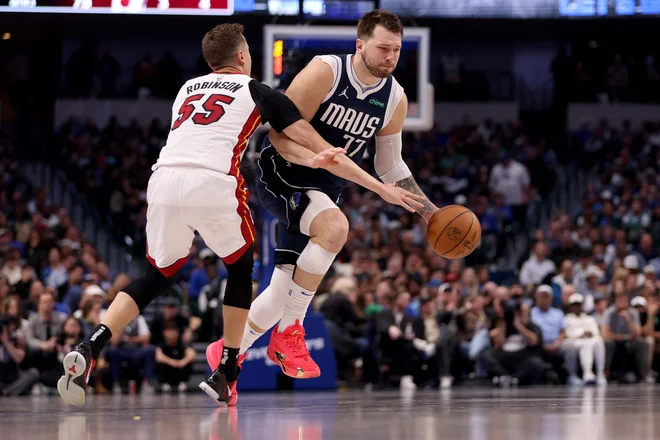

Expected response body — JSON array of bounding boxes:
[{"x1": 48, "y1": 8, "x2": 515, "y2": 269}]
[{"x1": 248, "y1": 80, "x2": 303, "y2": 133}]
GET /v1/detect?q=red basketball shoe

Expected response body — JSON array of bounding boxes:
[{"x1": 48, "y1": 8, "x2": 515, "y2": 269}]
[
  {"x1": 205, "y1": 338, "x2": 247, "y2": 406},
  {"x1": 266, "y1": 320, "x2": 320, "y2": 379}
]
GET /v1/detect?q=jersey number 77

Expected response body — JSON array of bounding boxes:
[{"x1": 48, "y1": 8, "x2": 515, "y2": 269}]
[{"x1": 171, "y1": 94, "x2": 235, "y2": 131}]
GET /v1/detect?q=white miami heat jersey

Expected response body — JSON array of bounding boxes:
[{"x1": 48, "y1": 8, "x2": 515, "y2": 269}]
[{"x1": 154, "y1": 73, "x2": 261, "y2": 176}]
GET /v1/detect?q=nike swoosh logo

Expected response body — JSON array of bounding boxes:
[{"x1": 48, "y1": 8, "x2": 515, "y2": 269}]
[{"x1": 300, "y1": 291, "x2": 314, "y2": 297}]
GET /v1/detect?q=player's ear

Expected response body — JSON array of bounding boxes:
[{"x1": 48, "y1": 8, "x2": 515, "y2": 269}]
[
  {"x1": 356, "y1": 38, "x2": 363, "y2": 53},
  {"x1": 236, "y1": 49, "x2": 245, "y2": 66}
]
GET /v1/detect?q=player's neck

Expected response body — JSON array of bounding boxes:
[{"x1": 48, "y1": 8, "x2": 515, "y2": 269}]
[
  {"x1": 213, "y1": 66, "x2": 243, "y2": 75},
  {"x1": 352, "y1": 55, "x2": 381, "y2": 87}
]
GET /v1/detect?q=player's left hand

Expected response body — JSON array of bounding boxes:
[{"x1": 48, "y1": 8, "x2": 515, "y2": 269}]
[
  {"x1": 377, "y1": 183, "x2": 425, "y2": 213},
  {"x1": 309, "y1": 148, "x2": 346, "y2": 169}
]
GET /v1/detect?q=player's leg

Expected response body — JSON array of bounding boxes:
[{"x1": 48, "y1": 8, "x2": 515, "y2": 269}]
[
  {"x1": 238, "y1": 230, "x2": 308, "y2": 354},
  {"x1": 280, "y1": 190, "x2": 346, "y2": 326},
  {"x1": 267, "y1": 190, "x2": 347, "y2": 378},
  {"x1": 58, "y1": 168, "x2": 193, "y2": 406},
  {"x1": 198, "y1": 243, "x2": 255, "y2": 402},
  {"x1": 231, "y1": 157, "x2": 303, "y2": 355},
  {"x1": 187, "y1": 172, "x2": 257, "y2": 404}
]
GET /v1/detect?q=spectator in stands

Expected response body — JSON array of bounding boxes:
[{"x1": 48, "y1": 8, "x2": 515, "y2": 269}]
[
  {"x1": 2, "y1": 295, "x2": 28, "y2": 330},
  {"x1": 552, "y1": 259, "x2": 575, "y2": 290},
  {"x1": 106, "y1": 313, "x2": 156, "y2": 394},
  {"x1": 80, "y1": 292, "x2": 100, "y2": 326},
  {"x1": 55, "y1": 316, "x2": 85, "y2": 374},
  {"x1": 0, "y1": 313, "x2": 40, "y2": 396},
  {"x1": 374, "y1": 291, "x2": 417, "y2": 390},
  {"x1": 602, "y1": 292, "x2": 647, "y2": 383},
  {"x1": 488, "y1": 151, "x2": 530, "y2": 228},
  {"x1": 482, "y1": 303, "x2": 545, "y2": 387},
  {"x1": 531, "y1": 285, "x2": 580, "y2": 385},
  {"x1": 61, "y1": 264, "x2": 84, "y2": 314},
  {"x1": 319, "y1": 277, "x2": 367, "y2": 381},
  {"x1": 11, "y1": 266, "x2": 34, "y2": 303},
  {"x1": 460, "y1": 294, "x2": 491, "y2": 378},
  {"x1": 1, "y1": 250, "x2": 21, "y2": 286},
  {"x1": 519, "y1": 242, "x2": 557, "y2": 291},
  {"x1": 73, "y1": 284, "x2": 106, "y2": 320},
  {"x1": 25, "y1": 291, "x2": 66, "y2": 389},
  {"x1": 150, "y1": 296, "x2": 199, "y2": 347},
  {"x1": 412, "y1": 293, "x2": 453, "y2": 388},
  {"x1": 624, "y1": 255, "x2": 645, "y2": 291},
  {"x1": 134, "y1": 53, "x2": 157, "y2": 97},
  {"x1": 608, "y1": 55, "x2": 629, "y2": 102},
  {"x1": 560, "y1": 283, "x2": 576, "y2": 310},
  {"x1": 634, "y1": 233, "x2": 657, "y2": 267},
  {"x1": 155, "y1": 323, "x2": 196, "y2": 393},
  {"x1": 581, "y1": 265, "x2": 605, "y2": 313},
  {"x1": 188, "y1": 248, "x2": 225, "y2": 302},
  {"x1": 42, "y1": 248, "x2": 67, "y2": 290},
  {"x1": 0, "y1": 276, "x2": 9, "y2": 306},
  {"x1": 564, "y1": 293, "x2": 606, "y2": 385},
  {"x1": 634, "y1": 296, "x2": 658, "y2": 383},
  {"x1": 592, "y1": 295, "x2": 608, "y2": 327}
]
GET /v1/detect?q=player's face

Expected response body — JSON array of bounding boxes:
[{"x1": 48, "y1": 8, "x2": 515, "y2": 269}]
[{"x1": 358, "y1": 25, "x2": 402, "y2": 79}]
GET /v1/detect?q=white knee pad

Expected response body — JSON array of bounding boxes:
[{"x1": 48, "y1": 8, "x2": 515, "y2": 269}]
[
  {"x1": 248, "y1": 264, "x2": 294, "y2": 330},
  {"x1": 299, "y1": 190, "x2": 339, "y2": 236},
  {"x1": 297, "y1": 241, "x2": 337, "y2": 275}
]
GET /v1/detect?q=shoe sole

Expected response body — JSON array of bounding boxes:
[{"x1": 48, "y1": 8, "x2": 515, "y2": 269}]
[
  {"x1": 199, "y1": 382, "x2": 230, "y2": 407},
  {"x1": 266, "y1": 344, "x2": 321, "y2": 379},
  {"x1": 57, "y1": 352, "x2": 87, "y2": 406}
]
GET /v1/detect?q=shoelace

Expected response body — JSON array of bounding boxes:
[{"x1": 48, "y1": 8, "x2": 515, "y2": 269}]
[{"x1": 284, "y1": 332, "x2": 310, "y2": 359}]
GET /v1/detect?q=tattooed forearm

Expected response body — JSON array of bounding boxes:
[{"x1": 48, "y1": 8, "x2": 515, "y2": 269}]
[{"x1": 395, "y1": 176, "x2": 438, "y2": 221}]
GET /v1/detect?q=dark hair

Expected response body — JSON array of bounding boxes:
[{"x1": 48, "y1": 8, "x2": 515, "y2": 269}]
[
  {"x1": 202, "y1": 23, "x2": 246, "y2": 70},
  {"x1": 357, "y1": 9, "x2": 403, "y2": 40},
  {"x1": 163, "y1": 322, "x2": 180, "y2": 332}
]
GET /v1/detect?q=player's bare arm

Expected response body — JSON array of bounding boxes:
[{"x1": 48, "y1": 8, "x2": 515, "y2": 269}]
[
  {"x1": 270, "y1": 59, "x2": 424, "y2": 212},
  {"x1": 376, "y1": 92, "x2": 439, "y2": 222}
]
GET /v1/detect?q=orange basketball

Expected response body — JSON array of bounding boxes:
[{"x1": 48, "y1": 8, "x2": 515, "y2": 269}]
[{"x1": 427, "y1": 205, "x2": 481, "y2": 259}]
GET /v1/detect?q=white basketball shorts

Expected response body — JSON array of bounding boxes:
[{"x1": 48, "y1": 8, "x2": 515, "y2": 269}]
[{"x1": 145, "y1": 166, "x2": 255, "y2": 276}]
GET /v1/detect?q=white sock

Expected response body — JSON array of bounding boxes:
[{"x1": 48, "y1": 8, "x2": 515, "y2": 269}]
[
  {"x1": 278, "y1": 281, "x2": 316, "y2": 332},
  {"x1": 239, "y1": 323, "x2": 264, "y2": 355},
  {"x1": 276, "y1": 241, "x2": 337, "y2": 332},
  {"x1": 245, "y1": 265, "x2": 293, "y2": 333}
]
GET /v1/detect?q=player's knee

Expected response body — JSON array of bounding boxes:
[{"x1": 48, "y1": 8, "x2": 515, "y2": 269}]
[
  {"x1": 310, "y1": 209, "x2": 348, "y2": 252},
  {"x1": 123, "y1": 265, "x2": 174, "y2": 312},
  {"x1": 223, "y1": 245, "x2": 254, "y2": 310}
]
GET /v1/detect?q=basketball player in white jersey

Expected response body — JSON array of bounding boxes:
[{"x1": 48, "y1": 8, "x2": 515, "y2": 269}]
[
  {"x1": 203, "y1": 10, "x2": 439, "y2": 398},
  {"x1": 56, "y1": 23, "x2": 363, "y2": 407}
]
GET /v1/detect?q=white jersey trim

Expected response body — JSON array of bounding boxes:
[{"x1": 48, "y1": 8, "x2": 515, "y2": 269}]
[
  {"x1": 383, "y1": 75, "x2": 404, "y2": 129},
  {"x1": 313, "y1": 55, "x2": 343, "y2": 104},
  {"x1": 346, "y1": 54, "x2": 387, "y2": 100}
]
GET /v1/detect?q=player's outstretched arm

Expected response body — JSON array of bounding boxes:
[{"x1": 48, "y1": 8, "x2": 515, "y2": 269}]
[
  {"x1": 376, "y1": 93, "x2": 439, "y2": 222},
  {"x1": 271, "y1": 127, "x2": 424, "y2": 213}
]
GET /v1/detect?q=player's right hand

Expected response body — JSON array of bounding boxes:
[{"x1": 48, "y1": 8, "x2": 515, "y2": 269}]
[
  {"x1": 309, "y1": 148, "x2": 346, "y2": 169},
  {"x1": 377, "y1": 183, "x2": 425, "y2": 213}
]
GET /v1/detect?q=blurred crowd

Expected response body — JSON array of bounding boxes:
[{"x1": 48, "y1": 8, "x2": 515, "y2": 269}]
[
  {"x1": 0, "y1": 143, "x2": 205, "y2": 396},
  {"x1": 64, "y1": 43, "x2": 186, "y2": 100},
  {"x1": 4, "y1": 113, "x2": 659, "y2": 396},
  {"x1": 313, "y1": 118, "x2": 660, "y2": 389},
  {"x1": 54, "y1": 115, "x2": 557, "y2": 266},
  {"x1": 552, "y1": 47, "x2": 660, "y2": 104}
]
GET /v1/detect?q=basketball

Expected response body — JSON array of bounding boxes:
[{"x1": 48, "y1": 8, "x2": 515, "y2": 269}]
[{"x1": 427, "y1": 205, "x2": 481, "y2": 259}]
